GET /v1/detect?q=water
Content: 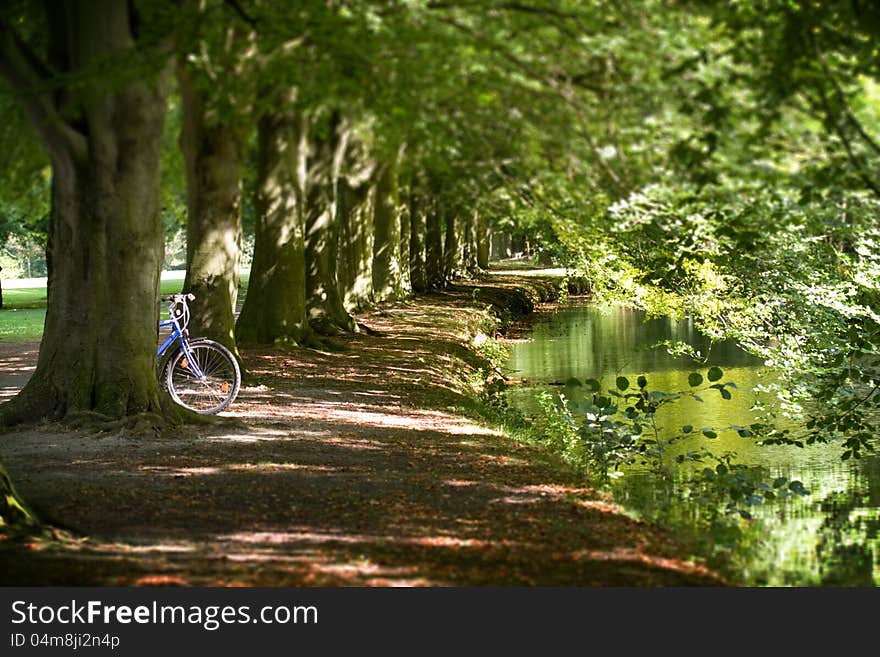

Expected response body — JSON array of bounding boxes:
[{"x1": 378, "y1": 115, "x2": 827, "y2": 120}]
[{"x1": 504, "y1": 303, "x2": 880, "y2": 586}]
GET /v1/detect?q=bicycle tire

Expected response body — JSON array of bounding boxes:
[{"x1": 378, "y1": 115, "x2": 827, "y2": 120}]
[{"x1": 165, "y1": 339, "x2": 241, "y2": 414}]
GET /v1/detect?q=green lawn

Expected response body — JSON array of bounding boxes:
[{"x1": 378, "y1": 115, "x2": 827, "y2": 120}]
[{"x1": 0, "y1": 272, "x2": 249, "y2": 343}]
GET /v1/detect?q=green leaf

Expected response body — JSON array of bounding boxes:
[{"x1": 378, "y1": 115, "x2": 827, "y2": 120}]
[
  {"x1": 716, "y1": 464, "x2": 728, "y2": 475},
  {"x1": 584, "y1": 378, "x2": 601, "y2": 392},
  {"x1": 773, "y1": 477, "x2": 787, "y2": 488},
  {"x1": 616, "y1": 376, "x2": 630, "y2": 391},
  {"x1": 736, "y1": 428, "x2": 753, "y2": 438},
  {"x1": 688, "y1": 372, "x2": 703, "y2": 387},
  {"x1": 720, "y1": 388, "x2": 732, "y2": 400},
  {"x1": 565, "y1": 377, "x2": 582, "y2": 387},
  {"x1": 702, "y1": 428, "x2": 718, "y2": 439},
  {"x1": 637, "y1": 375, "x2": 647, "y2": 389},
  {"x1": 707, "y1": 366, "x2": 723, "y2": 382},
  {"x1": 681, "y1": 424, "x2": 693, "y2": 434}
]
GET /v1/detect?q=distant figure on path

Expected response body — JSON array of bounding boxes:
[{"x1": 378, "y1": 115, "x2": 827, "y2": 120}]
[{"x1": 0, "y1": 266, "x2": 3, "y2": 310}]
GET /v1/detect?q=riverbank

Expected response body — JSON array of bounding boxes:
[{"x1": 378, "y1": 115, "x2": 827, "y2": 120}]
[{"x1": 0, "y1": 271, "x2": 721, "y2": 585}]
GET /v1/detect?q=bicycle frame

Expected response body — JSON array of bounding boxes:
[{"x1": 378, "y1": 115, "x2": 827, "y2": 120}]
[{"x1": 158, "y1": 301, "x2": 207, "y2": 380}]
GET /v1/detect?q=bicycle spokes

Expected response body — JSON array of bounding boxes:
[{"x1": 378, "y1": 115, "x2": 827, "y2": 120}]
[{"x1": 166, "y1": 341, "x2": 240, "y2": 414}]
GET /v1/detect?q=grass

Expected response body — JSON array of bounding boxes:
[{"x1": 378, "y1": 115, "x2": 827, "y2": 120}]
[{"x1": 0, "y1": 272, "x2": 251, "y2": 343}]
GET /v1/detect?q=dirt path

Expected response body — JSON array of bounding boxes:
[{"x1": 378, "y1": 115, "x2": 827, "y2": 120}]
[{"x1": 0, "y1": 276, "x2": 721, "y2": 586}]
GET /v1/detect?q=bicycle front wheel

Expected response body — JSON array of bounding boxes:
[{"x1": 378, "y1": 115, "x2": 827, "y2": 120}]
[{"x1": 165, "y1": 339, "x2": 241, "y2": 414}]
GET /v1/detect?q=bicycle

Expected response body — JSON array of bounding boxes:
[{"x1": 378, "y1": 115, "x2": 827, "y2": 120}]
[{"x1": 157, "y1": 293, "x2": 241, "y2": 414}]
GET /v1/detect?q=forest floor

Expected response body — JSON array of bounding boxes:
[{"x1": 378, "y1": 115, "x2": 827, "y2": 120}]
[{"x1": 0, "y1": 269, "x2": 722, "y2": 586}]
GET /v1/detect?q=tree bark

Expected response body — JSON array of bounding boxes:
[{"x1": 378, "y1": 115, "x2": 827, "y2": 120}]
[
  {"x1": 0, "y1": 1, "x2": 174, "y2": 424},
  {"x1": 304, "y1": 113, "x2": 355, "y2": 334},
  {"x1": 425, "y1": 197, "x2": 445, "y2": 289},
  {"x1": 462, "y1": 209, "x2": 479, "y2": 275},
  {"x1": 477, "y1": 213, "x2": 490, "y2": 270},
  {"x1": 408, "y1": 186, "x2": 427, "y2": 293},
  {"x1": 178, "y1": 63, "x2": 244, "y2": 360},
  {"x1": 371, "y1": 158, "x2": 405, "y2": 301},
  {"x1": 337, "y1": 175, "x2": 374, "y2": 310},
  {"x1": 398, "y1": 177, "x2": 411, "y2": 295},
  {"x1": 443, "y1": 209, "x2": 460, "y2": 281},
  {"x1": 235, "y1": 111, "x2": 310, "y2": 345}
]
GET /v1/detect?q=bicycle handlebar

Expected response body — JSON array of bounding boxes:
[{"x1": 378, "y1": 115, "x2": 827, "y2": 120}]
[{"x1": 160, "y1": 293, "x2": 195, "y2": 302}]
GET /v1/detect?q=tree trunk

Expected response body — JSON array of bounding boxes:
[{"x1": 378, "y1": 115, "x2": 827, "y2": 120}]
[
  {"x1": 408, "y1": 187, "x2": 427, "y2": 293},
  {"x1": 425, "y1": 197, "x2": 445, "y2": 289},
  {"x1": 337, "y1": 175, "x2": 374, "y2": 310},
  {"x1": 371, "y1": 158, "x2": 405, "y2": 301},
  {"x1": 398, "y1": 178, "x2": 411, "y2": 295},
  {"x1": 444, "y1": 209, "x2": 460, "y2": 281},
  {"x1": 477, "y1": 213, "x2": 490, "y2": 270},
  {"x1": 0, "y1": 1, "x2": 173, "y2": 424},
  {"x1": 235, "y1": 111, "x2": 310, "y2": 345},
  {"x1": 304, "y1": 113, "x2": 355, "y2": 334},
  {"x1": 463, "y1": 209, "x2": 479, "y2": 276},
  {"x1": 178, "y1": 63, "x2": 244, "y2": 360}
]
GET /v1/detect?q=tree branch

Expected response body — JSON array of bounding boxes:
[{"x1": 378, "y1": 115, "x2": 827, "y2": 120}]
[
  {"x1": 223, "y1": 0, "x2": 259, "y2": 27},
  {"x1": 0, "y1": 20, "x2": 86, "y2": 162}
]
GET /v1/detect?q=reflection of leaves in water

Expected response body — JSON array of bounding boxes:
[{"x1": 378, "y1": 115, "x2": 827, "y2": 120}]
[{"x1": 816, "y1": 490, "x2": 877, "y2": 587}]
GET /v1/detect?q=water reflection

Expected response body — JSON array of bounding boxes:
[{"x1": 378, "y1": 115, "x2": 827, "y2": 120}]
[{"x1": 505, "y1": 303, "x2": 880, "y2": 586}]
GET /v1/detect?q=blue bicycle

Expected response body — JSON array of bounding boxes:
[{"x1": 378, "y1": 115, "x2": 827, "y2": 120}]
[{"x1": 158, "y1": 293, "x2": 241, "y2": 414}]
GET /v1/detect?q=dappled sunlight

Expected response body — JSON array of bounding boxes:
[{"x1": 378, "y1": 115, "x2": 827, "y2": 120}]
[
  {"x1": 219, "y1": 529, "x2": 388, "y2": 547},
  {"x1": 569, "y1": 547, "x2": 718, "y2": 579}
]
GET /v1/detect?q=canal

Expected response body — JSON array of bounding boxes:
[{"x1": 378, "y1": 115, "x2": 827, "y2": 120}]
[{"x1": 504, "y1": 303, "x2": 880, "y2": 585}]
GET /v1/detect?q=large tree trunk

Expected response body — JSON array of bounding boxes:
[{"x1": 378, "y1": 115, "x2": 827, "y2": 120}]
[
  {"x1": 236, "y1": 112, "x2": 310, "y2": 345},
  {"x1": 178, "y1": 63, "x2": 244, "y2": 360},
  {"x1": 337, "y1": 175, "x2": 374, "y2": 310},
  {"x1": 371, "y1": 158, "x2": 405, "y2": 301},
  {"x1": 408, "y1": 186, "x2": 427, "y2": 293},
  {"x1": 304, "y1": 113, "x2": 355, "y2": 334},
  {"x1": 0, "y1": 1, "x2": 173, "y2": 424},
  {"x1": 425, "y1": 197, "x2": 445, "y2": 289}
]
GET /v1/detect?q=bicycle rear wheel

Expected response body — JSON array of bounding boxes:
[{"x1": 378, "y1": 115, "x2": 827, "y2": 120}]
[{"x1": 165, "y1": 339, "x2": 241, "y2": 414}]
